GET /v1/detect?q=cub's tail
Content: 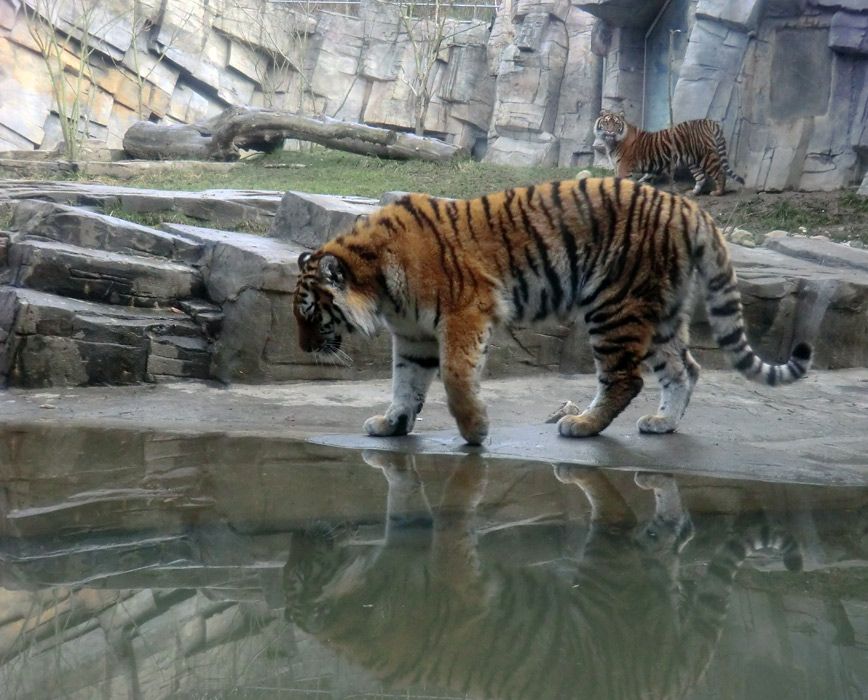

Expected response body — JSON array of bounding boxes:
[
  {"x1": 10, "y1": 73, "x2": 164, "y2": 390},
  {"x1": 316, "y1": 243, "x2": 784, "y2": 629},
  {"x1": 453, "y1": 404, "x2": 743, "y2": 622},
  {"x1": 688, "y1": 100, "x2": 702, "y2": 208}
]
[
  {"x1": 725, "y1": 166, "x2": 745, "y2": 186},
  {"x1": 694, "y1": 212, "x2": 812, "y2": 385},
  {"x1": 713, "y1": 127, "x2": 745, "y2": 185}
]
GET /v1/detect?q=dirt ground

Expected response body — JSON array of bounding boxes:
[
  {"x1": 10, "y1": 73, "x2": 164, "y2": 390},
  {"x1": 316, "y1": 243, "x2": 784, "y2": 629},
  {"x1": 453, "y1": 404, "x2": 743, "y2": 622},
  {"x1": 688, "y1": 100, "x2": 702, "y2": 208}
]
[{"x1": 695, "y1": 187, "x2": 868, "y2": 245}]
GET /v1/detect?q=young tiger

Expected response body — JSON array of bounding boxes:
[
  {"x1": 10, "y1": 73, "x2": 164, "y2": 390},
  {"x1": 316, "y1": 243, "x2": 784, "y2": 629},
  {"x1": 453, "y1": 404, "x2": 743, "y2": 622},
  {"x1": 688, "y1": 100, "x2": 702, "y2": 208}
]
[
  {"x1": 595, "y1": 110, "x2": 745, "y2": 196},
  {"x1": 293, "y1": 178, "x2": 811, "y2": 445}
]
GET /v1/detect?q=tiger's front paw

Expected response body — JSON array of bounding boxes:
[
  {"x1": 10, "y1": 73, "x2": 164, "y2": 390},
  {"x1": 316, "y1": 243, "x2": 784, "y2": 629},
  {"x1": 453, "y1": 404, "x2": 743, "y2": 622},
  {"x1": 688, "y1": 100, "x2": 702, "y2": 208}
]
[
  {"x1": 364, "y1": 413, "x2": 412, "y2": 437},
  {"x1": 637, "y1": 414, "x2": 677, "y2": 434},
  {"x1": 557, "y1": 414, "x2": 603, "y2": 438}
]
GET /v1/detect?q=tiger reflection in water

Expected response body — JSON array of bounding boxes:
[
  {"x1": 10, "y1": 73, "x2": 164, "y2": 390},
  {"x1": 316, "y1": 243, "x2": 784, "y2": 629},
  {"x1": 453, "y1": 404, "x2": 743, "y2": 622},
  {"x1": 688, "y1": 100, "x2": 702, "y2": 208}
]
[{"x1": 283, "y1": 453, "x2": 802, "y2": 700}]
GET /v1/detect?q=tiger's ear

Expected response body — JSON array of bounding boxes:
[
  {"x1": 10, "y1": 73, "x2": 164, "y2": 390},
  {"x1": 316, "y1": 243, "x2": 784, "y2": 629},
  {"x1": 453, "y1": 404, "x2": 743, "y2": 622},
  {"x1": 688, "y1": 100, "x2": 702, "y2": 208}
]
[
  {"x1": 298, "y1": 251, "x2": 312, "y2": 268},
  {"x1": 318, "y1": 254, "x2": 346, "y2": 289},
  {"x1": 618, "y1": 110, "x2": 626, "y2": 118}
]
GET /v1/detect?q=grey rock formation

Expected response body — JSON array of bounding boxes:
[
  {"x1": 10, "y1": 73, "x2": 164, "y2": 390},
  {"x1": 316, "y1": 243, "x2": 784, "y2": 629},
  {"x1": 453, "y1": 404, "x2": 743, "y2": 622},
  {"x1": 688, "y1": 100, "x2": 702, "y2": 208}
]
[
  {"x1": 0, "y1": 286, "x2": 213, "y2": 387},
  {"x1": 553, "y1": 8, "x2": 602, "y2": 168},
  {"x1": 3, "y1": 183, "x2": 868, "y2": 388},
  {"x1": 0, "y1": 197, "x2": 224, "y2": 387},
  {"x1": 485, "y1": 5, "x2": 569, "y2": 166},
  {"x1": 5, "y1": 183, "x2": 281, "y2": 235}
]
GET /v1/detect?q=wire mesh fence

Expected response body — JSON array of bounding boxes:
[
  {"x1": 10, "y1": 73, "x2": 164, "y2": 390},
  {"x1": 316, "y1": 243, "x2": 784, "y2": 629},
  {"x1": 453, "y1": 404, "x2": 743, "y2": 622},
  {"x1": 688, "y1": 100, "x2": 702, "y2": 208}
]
[{"x1": 267, "y1": 0, "x2": 499, "y2": 21}]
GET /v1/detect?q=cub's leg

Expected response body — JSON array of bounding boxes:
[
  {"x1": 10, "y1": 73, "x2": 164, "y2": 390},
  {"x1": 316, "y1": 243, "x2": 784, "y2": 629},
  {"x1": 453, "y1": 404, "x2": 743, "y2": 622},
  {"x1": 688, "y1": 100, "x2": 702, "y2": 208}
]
[
  {"x1": 440, "y1": 315, "x2": 491, "y2": 445},
  {"x1": 710, "y1": 162, "x2": 727, "y2": 196},
  {"x1": 688, "y1": 162, "x2": 708, "y2": 195},
  {"x1": 638, "y1": 321, "x2": 700, "y2": 434},
  {"x1": 364, "y1": 333, "x2": 439, "y2": 438},
  {"x1": 558, "y1": 329, "x2": 648, "y2": 437}
]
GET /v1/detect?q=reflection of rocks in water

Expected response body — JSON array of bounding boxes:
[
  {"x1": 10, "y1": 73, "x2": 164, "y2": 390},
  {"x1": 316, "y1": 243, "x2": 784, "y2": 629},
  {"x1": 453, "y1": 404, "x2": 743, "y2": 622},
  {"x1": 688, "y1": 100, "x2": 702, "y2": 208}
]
[{"x1": 283, "y1": 453, "x2": 802, "y2": 700}]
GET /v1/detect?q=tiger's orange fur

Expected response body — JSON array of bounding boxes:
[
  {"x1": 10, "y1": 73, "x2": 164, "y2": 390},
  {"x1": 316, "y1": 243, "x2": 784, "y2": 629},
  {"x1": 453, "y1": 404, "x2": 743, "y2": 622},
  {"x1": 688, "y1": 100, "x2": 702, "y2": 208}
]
[
  {"x1": 595, "y1": 111, "x2": 745, "y2": 196},
  {"x1": 293, "y1": 178, "x2": 811, "y2": 445}
]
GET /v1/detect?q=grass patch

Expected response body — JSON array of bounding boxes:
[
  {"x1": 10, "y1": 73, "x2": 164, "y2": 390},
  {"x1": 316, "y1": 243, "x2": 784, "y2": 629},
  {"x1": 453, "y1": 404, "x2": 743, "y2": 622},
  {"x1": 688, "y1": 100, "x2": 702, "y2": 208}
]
[
  {"x1": 0, "y1": 204, "x2": 13, "y2": 231},
  {"x1": 91, "y1": 149, "x2": 604, "y2": 200},
  {"x1": 739, "y1": 198, "x2": 829, "y2": 233}
]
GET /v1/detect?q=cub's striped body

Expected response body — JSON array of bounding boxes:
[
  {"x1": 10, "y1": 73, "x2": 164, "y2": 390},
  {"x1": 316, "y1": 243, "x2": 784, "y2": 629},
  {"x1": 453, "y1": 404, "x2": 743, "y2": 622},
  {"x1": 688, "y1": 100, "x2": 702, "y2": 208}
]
[
  {"x1": 293, "y1": 178, "x2": 811, "y2": 445},
  {"x1": 595, "y1": 110, "x2": 745, "y2": 196}
]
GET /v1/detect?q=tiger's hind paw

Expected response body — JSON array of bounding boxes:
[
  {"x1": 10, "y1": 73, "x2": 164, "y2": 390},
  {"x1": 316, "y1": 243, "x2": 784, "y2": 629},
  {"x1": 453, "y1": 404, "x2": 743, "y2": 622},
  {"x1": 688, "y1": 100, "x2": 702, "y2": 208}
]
[
  {"x1": 637, "y1": 414, "x2": 678, "y2": 434},
  {"x1": 557, "y1": 414, "x2": 603, "y2": 438},
  {"x1": 364, "y1": 413, "x2": 412, "y2": 437},
  {"x1": 545, "y1": 400, "x2": 582, "y2": 424},
  {"x1": 456, "y1": 416, "x2": 489, "y2": 446}
]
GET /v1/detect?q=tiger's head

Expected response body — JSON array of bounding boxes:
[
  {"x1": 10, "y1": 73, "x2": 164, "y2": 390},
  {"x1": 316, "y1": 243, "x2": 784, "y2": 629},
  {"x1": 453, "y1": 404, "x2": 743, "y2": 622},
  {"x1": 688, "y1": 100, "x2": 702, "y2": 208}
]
[
  {"x1": 294, "y1": 251, "x2": 351, "y2": 355},
  {"x1": 293, "y1": 250, "x2": 378, "y2": 357},
  {"x1": 594, "y1": 109, "x2": 629, "y2": 146}
]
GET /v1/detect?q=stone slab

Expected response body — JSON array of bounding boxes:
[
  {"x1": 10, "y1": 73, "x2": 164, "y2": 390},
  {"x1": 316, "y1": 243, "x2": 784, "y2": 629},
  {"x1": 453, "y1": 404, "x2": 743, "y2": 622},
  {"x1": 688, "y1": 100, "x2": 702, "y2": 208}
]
[
  {"x1": 8, "y1": 238, "x2": 205, "y2": 307},
  {"x1": 483, "y1": 133, "x2": 560, "y2": 167},
  {"x1": 765, "y1": 236, "x2": 868, "y2": 273},
  {"x1": 575, "y1": 0, "x2": 669, "y2": 28},
  {"x1": 696, "y1": 0, "x2": 764, "y2": 32},
  {"x1": 672, "y1": 19, "x2": 750, "y2": 123},
  {"x1": 829, "y1": 11, "x2": 868, "y2": 55},
  {"x1": 812, "y1": 0, "x2": 868, "y2": 11},
  {"x1": 10, "y1": 200, "x2": 203, "y2": 263},
  {"x1": 267, "y1": 190, "x2": 379, "y2": 248},
  {"x1": 0, "y1": 180, "x2": 281, "y2": 228}
]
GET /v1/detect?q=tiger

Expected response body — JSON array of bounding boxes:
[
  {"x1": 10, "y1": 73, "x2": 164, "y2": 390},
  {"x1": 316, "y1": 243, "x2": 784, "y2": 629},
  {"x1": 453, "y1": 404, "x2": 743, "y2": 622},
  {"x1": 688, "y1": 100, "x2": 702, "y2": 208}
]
[
  {"x1": 283, "y1": 452, "x2": 803, "y2": 700},
  {"x1": 594, "y1": 110, "x2": 746, "y2": 196},
  {"x1": 292, "y1": 178, "x2": 812, "y2": 445}
]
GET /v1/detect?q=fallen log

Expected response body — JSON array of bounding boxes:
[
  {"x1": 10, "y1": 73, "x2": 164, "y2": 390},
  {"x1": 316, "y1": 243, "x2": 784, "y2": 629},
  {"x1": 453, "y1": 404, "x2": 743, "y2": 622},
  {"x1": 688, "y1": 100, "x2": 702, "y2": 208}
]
[{"x1": 123, "y1": 106, "x2": 466, "y2": 163}]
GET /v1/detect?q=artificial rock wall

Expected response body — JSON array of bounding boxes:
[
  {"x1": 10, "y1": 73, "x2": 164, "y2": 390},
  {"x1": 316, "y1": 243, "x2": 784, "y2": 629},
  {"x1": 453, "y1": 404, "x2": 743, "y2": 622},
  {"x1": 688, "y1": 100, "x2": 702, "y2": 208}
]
[{"x1": 2, "y1": 0, "x2": 868, "y2": 190}]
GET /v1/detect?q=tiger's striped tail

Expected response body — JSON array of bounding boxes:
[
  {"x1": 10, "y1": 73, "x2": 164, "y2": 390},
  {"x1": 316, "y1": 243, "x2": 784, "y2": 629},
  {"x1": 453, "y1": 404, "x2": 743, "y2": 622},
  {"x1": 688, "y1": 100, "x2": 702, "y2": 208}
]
[
  {"x1": 675, "y1": 521, "x2": 802, "y2": 695},
  {"x1": 714, "y1": 128, "x2": 745, "y2": 185},
  {"x1": 695, "y1": 214, "x2": 812, "y2": 386}
]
